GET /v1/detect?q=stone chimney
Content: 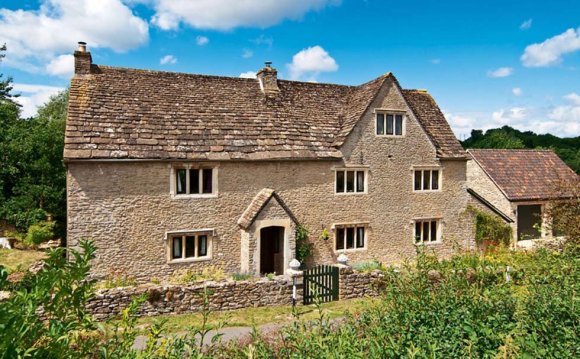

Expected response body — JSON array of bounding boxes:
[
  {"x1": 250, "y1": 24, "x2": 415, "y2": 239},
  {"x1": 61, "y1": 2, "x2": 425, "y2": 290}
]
[
  {"x1": 74, "y1": 41, "x2": 92, "y2": 75},
  {"x1": 256, "y1": 61, "x2": 279, "y2": 95}
]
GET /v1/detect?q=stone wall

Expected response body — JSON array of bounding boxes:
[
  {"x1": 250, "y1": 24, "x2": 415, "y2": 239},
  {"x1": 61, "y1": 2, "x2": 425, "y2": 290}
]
[{"x1": 87, "y1": 268, "x2": 384, "y2": 320}]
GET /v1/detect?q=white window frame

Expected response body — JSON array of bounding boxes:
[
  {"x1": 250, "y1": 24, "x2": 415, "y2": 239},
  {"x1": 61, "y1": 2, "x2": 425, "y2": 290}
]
[
  {"x1": 374, "y1": 109, "x2": 406, "y2": 137},
  {"x1": 332, "y1": 223, "x2": 368, "y2": 252},
  {"x1": 334, "y1": 168, "x2": 369, "y2": 195},
  {"x1": 170, "y1": 164, "x2": 219, "y2": 199},
  {"x1": 166, "y1": 230, "x2": 213, "y2": 263},
  {"x1": 413, "y1": 218, "x2": 442, "y2": 245},
  {"x1": 412, "y1": 167, "x2": 442, "y2": 192}
]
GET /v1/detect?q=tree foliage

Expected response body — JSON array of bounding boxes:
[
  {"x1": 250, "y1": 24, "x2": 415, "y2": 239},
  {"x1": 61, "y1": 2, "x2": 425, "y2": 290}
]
[
  {"x1": 0, "y1": 44, "x2": 18, "y2": 105},
  {"x1": 463, "y1": 126, "x2": 580, "y2": 173},
  {"x1": 0, "y1": 84, "x2": 68, "y2": 237}
]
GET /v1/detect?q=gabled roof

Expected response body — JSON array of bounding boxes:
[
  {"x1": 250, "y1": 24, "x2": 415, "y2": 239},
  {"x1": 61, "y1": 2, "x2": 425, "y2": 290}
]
[
  {"x1": 237, "y1": 188, "x2": 297, "y2": 230},
  {"x1": 64, "y1": 64, "x2": 466, "y2": 161},
  {"x1": 468, "y1": 149, "x2": 579, "y2": 201}
]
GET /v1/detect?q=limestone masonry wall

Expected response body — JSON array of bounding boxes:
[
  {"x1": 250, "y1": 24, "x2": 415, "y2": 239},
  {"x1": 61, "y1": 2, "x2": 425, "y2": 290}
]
[{"x1": 87, "y1": 268, "x2": 384, "y2": 320}]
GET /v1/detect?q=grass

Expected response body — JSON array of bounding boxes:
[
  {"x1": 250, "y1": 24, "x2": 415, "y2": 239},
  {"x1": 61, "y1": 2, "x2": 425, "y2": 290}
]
[
  {"x1": 0, "y1": 248, "x2": 47, "y2": 273},
  {"x1": 136, "y1": 297, "x2": 376, "y2": 333}
]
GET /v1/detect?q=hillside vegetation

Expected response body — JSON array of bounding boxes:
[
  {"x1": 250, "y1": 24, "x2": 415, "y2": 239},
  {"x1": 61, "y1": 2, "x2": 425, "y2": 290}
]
[{"x1": 462, "y1": 126, "x2": 580, "y2": 173}]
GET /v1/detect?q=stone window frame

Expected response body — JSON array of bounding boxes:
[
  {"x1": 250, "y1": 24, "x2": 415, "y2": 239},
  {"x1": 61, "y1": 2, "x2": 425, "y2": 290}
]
[
  {"x1": 412, "y1": 218, "x2": 442, "y2": 245},
  {"x1": 374, "y1": 109, "x2": 406, "y2": 138},
  {"x1": 331, "y1": 222, "x2": 369, "y2": 253},
  {"x1": 169, "y1": 163, "x2": 219, "y2": 199},
  {"x1": 166, "y1": 229, "x2": 214, "y2": 263},
  {"x1": 334, "y1": 167, "x2": 369, "y2": 195},
  {"x1": 412, "y1": 166, "x2": 442, "y2": 193}
]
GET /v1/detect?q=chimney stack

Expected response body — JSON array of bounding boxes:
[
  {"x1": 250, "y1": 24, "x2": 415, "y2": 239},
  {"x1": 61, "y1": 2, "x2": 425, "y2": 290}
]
[
  {"x1": 256, "y1": 61, "x2": 279, "y2": 96},
  {"x1": 74, "y1": 41, "x2": 92, "y2": 75}
]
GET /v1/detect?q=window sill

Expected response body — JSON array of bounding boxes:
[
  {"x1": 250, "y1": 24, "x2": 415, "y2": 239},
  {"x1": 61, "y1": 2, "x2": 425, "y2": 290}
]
[
  {"x1": 334, "y1": 248, "x2": 367, "y2": 253},
  {"x1": 413, "y1": 190, "x2": 442, "y2": 193},
  {"x1": 168, "y1": 256, "x2": 212, "y2": 264},
  {"x1": 414, "y1": 241, "x2": 442, "y2": 246},
  {"x1": 375, "y1": 135, "x2": 405, "y2": 138},
  {"x1": 334, "y1": 192, "x2": 368, "y2": 196},
  {"x1": 172, "y1": 193, "x2": 218, "y2": 199}
]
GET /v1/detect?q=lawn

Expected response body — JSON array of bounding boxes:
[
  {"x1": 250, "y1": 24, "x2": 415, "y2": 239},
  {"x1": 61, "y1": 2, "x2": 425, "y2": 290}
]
[
  {"x1": 136, "y1": 297, "x2": 376, "y2": 333},
  {"x1": 0, "y1": 248, "x2": 47, "y2": 273}
]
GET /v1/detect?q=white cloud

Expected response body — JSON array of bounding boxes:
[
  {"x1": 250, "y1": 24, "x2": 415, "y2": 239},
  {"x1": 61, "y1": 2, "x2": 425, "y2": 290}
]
[
  {"x1": 512, "y1": 87, "x2": 523, "y2": 96},
  {"x1": 492, "y1": 107, "x2": 526, "y2": 125},
  {"x1": 564, "y1": 92, "x2": 580, "y2": 105},
  {"x1": 0, "y1": 0, "x2": 149, "y2": 74},
  {"x1": 45, "y1": 54, "x2": 74, "y2": 78},
  {"x1": 12, "y1": 83, "x2": 65, "y2": 118},
  {"x1": 252, "y1": 35, "x2": 273, "y2": 48},
  {"x1": 195, "y1": 35, "x2": 209, "y2": 46},
  {"x1": 521, "y1": 27, "x2": 580, "y2": 67},
  {"x1": 287, "y1": 45, "x2": 338, "y2": 80},
  {"x1": 148, "y1": 0, "x2": 339, "y2": 31},
  {"x1": 487, "y1": 67, "x2": 513, "y2": 78},
  {"x1": 242, "y1": 49, "x2": 254, "y2": 59},
  {"x1": 520, "y1": 19, "x2": 532, "y2": 30},
  {"x1": 160, "y1": 55, "x2": 177, "y2": 65},
  {"x1": 239, "y1": 71, "x2": 256, "y2": 78}
]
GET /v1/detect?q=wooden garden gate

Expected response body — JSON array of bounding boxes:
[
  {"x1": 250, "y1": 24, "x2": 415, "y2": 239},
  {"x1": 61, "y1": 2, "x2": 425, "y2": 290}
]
[{"x1": 303, "y1": 265, "x2": 339, "y2": 305}]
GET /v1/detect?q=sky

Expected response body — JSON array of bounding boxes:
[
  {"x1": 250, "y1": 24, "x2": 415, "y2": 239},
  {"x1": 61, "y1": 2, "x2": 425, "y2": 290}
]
[{"x1": 1, "y1": 0, "x2": 579, "y2": 139}]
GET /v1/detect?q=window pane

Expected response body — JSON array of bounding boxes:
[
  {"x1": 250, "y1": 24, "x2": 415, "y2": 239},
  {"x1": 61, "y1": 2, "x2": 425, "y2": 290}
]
[
  {"x1": 176, "y1": 169, "x2": 187, "y2": 194},
  {"x1": 430, "y1": 221, "x2": 437, "y2": 242},
  {"x1": 189, "y1": 169, "x2": 200, "y2": 194},
  {"x1": 356, "y1": 171, "x2": 365, "y2": 192},
  {"x1": 386, "y1": 114, "x2": 394, "y2": 135},
  {"x1": 415, "y1": 222, "x2": 421, "y2": 243},
  {"x1": 395, "y1": 115, "x2": 403, "y2": 135},
  {"x1": 172, "y1": 236, "x2": 182, "y2": 259},
  {"x1": 423, "y1": 222, "x2": 429, "y2": 242},
  {"x1": 336, "y1": 228, "x2": 345, "y2": 250},
  {"x1": 346, "y1": 171, "x2": 355, "y2": 192},
  {"x1": 202, "y1": 169, "x2": 213, "y2": 194},
  {"x1": 356, "y1": 227, "x2": 365, "y2": 248},
  {"x1": 376, "y1": 113, "x2": 385, "y2": 135},
  {"x1": 185, "y1": 236, "x2": 196, "y2": 257},
  {"x1": 336, "y1": 171, "x2": 345, "y2": 193},
  {"x1": 432, "y1": 170, "x2": 439, "y2": 190},
  {"x1": 198, "y1": 235, "x2": 208, "y2": 257},
  {"x1": 414, "y1": 171, "x2": 422, "y2": 191},
  {"x1": 346, "y1": 227, "x2": 355, "y2": 249},
  {"x1": 423, "y1": 170, "x2": 431, "y2": 190}
]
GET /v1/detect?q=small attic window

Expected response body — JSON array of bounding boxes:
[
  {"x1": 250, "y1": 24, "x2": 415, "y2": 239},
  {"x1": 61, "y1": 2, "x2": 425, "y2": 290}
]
[{"x1": 376, "y1": 111, "x2": 405, "y2": 137}]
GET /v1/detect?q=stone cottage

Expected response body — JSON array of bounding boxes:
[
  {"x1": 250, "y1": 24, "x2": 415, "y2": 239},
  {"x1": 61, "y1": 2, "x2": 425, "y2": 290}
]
[
  {"x1": 65, "y1": 42, "x2": 478, "y2": 282},
  {"x1": 467, "y1": 149, "x2": 578, "y2": 244}
]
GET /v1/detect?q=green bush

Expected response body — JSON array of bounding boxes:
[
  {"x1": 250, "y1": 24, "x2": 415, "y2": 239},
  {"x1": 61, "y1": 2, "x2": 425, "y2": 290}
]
[
  {"x1": 352, "y1": 259, "x2": 383, "y2": 272},
  {"x1": 470, "y1": 206, "x2": 513, "y2": 246},
  {"x1": 24, "y1": 220, "x2": 55, "y2": 246},
  {"x1": 295, "y1": 224, "x2": 313, "y2": 264}
]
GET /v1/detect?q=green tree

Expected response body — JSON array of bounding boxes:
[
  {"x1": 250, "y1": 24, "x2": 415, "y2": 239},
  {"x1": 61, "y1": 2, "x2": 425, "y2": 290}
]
[
  {"x1": 0, "y1": 44, "x2": 18, "y2": 105},
  {"x1": 0, "y1": 90, "x2": 68, "y2": 237}
]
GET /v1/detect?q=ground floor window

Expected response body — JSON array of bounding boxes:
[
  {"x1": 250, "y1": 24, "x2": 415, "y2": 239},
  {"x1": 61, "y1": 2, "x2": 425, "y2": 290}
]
[
  {"x1": 169, "y1": 232, "x2": 211, "y2": 261},
  {"x1": 414, "y1": 219, "x2": 440, "y2": 244},
  {"x1": 335, "y1": 225, "x2": 366, "y2": 251}
]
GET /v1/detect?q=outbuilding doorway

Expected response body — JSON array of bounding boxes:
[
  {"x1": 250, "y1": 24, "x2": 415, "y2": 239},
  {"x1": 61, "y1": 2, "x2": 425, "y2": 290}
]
[
  {"x1": 517, "y1": 204, "x2": 542, "y2": 240},
  {"x1": 260, "y1": 226, "x2": 284, "y2": 275}
]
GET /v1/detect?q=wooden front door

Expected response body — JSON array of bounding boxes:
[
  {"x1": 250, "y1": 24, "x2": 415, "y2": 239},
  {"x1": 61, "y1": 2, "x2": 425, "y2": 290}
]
[{"x1": 260, "y1": 226, "x2": 284, "y2": 275}]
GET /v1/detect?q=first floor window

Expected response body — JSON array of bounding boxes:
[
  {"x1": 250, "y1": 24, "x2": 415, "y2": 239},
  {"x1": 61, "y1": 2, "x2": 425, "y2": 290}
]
[
  {"x1": 336, "y1": 169, "x2": 367, "y2": 194},
  {"x1": 376, "y1": 112, "x2": 404, "y2": 136},
  {"x1": 414, "y1": 169, "x2": 440, "y2": 191},
  {"x1": 175, "y1": 167, "x2": 215, "y2": 195},
  {"x1": 414, "y1": 219, "x2": 439, "y2": 244},
  {"x1": 170, "y1": 233, "x2": 210, "y2": 260},
  {"x1": 335, "y1": 225, "x2": 366, "y2": 250}
]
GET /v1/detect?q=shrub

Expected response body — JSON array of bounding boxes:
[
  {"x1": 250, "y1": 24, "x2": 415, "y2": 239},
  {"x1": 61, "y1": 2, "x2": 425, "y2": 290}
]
[
  {"x1": 295, "y1": 224, "x2": 313, "y2": 264},
  {"x1": 352, "y1": 259, "x2": 383, "y2": 272},
  {"x1": 169, "y1": 265, "x2": 227, "y2": 284},
  {"x1": 231, "y1": 272, "x2": 253, "y2": 281},
  {"x1": 469, "y1": 206, "x2": 512, "y2": 246},
  {"x1": 24, "y1": 220, "x2": 55, "y2": 246},
  {"x1": 96, "y1": 271, "x2": 137, "y2": 289}
]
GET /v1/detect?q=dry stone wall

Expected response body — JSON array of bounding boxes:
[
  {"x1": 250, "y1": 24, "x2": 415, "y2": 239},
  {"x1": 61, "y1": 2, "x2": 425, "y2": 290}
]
[{"x1": 87, "y1": 268, "x2": 384, "y2": 320}]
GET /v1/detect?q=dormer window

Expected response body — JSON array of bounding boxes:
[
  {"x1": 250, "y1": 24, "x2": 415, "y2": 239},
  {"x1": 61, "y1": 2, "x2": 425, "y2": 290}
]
[{"x1": 376, "y1": 111, "x2": 404, "y2": 136}]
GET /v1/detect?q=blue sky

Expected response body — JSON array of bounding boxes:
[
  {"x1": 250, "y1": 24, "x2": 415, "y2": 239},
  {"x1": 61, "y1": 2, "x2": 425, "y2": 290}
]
[{"x1": 1, "y1": 0, "x2": 579, "y2": 138}]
